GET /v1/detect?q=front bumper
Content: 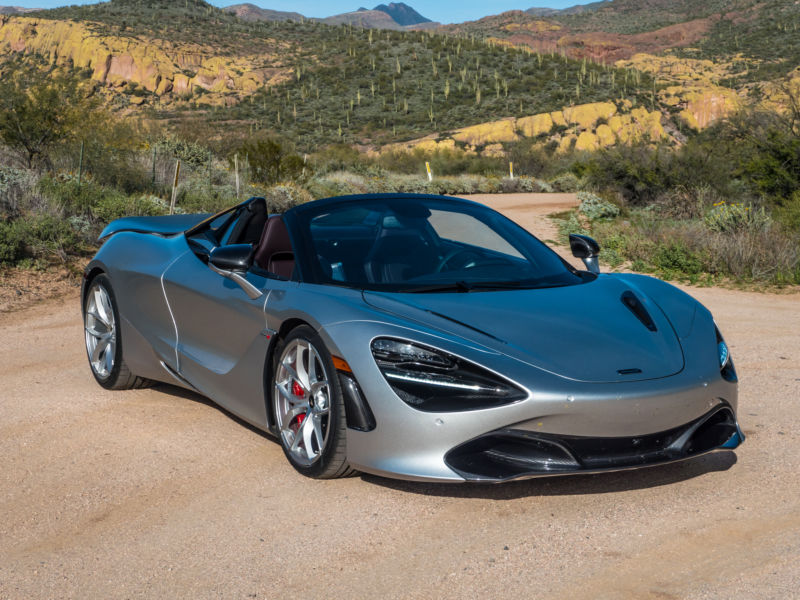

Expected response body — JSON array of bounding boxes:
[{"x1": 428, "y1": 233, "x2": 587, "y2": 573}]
[{"x1": 444, "y1": 403, "x2": 744, "y2": 482}]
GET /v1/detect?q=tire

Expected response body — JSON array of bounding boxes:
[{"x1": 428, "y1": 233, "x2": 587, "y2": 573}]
[
  {"x1": 272, "y1": 325, "x2": 354, "y2": 479},
  {"x1": 84, "y1": 274, "x2": 151, "y2": 390}
]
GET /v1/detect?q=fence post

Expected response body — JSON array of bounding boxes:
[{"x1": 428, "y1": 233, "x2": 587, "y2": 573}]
[
  {"x1": 170, "y1": 159, "x2": 181, "y2": 215},
  {"x1": 425, "y1": 161, "x2": 433, "y2": 182},
  {"x1": 509, "y1": 161, "x2": 514, "y2": 180},
  {"x1": 77, "y1": 140, "x2": 84, "y2": 185},
  {"x1": 234, "y1": 153, "x2": 240, "y2": 199}
]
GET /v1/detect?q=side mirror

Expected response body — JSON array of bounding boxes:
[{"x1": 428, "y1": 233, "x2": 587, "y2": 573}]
[
  {"x1": 208, "y1": 244, "x2": 262, "y2": 300},
  {"x1": 209, "y1": 244, "x2": 253, "y2": 273},
  {"x1": 569, "y1": 234, "x2": 601, "y2": 274}
]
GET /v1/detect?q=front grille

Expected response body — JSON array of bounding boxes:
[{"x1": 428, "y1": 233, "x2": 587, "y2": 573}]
[{"x1": 445, "y1": 405, "x2": 740, "y2": 481}]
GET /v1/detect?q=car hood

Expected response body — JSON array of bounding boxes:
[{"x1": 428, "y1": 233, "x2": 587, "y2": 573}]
[{"x1": 363, "y1": 276, "x2": 686, "y2": 383}]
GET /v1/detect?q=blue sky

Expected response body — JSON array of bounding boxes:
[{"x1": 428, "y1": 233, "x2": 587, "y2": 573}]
[{"x1": 10, "y1": 1, "x2": 596, "y2": 24}]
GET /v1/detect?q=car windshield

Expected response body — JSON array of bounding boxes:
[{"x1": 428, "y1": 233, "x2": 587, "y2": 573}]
[{"x1": 295, "y1": 197, "x2": 588, "y2": 292}]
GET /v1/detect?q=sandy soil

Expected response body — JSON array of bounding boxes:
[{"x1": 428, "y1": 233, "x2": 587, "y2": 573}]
[{"x1": 1, "y1": 193, "x2": 799, "y2": 599}]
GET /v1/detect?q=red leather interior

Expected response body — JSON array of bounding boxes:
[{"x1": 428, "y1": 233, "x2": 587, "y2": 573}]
[{"x1": 253, "y1": 215, "x2": 295, "y2": 278}]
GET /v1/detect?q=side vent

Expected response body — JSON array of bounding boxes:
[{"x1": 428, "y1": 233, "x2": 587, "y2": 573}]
[{"x1": 621, "y1": 291, "x2": 657, "y2": 332}]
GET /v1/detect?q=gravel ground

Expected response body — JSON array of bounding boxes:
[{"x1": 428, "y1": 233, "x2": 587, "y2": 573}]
[{"x1": 1, "y1": 193, "x2": 798, "y2": 599}]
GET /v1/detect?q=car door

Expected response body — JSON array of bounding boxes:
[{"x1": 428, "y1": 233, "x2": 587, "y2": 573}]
[
  {"x1": 161, "y1": 247, "x2": 283, "y2": 427},
  {"x1": 160, "y1": 202, "x2": 290, "y2": 428}
]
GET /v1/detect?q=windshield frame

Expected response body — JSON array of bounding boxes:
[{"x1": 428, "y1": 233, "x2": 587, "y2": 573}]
[{"x1": 286, "y1": 194, "x2": 591, "y2": 293}]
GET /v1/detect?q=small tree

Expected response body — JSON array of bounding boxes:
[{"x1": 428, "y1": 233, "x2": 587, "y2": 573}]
[
  {"x1": 0, "y1": 65, "x2": 93, "y2": 170},
  {"x1": 241, "y1": 134, "x2": 304, "y2": 185}
]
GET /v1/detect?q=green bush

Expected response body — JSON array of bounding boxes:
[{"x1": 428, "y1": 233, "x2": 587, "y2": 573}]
[
  {"x1": 652, "y1": 240, "x2": 706, "y2": 276},
  {"x1": 0, "y1": 167, "x2": 36, "y2": 217},
  {"x1": 154, "y1": 137, "x2": 213, "y2": 168},
  {"x1": 557, "y1": 211, "x2": 589, "y2": 244},
  {"x1": 175, "y1": 177, "x2": 237, "y2": 213},
  {"x1": 703, "y1": 201, "x2": 771, "y2": 234},
  {"x1": 93, "y1": 194, "x2": 168, "y2": 223},
  {"x1": 549, "y1": 172, "x2": 582, "y2": 193},
  {"x1": 772, "y1": 191, "x2": 800, "y2": 233},
  {"x1": 578, "y1": 191, "x2": 620, "y2": 221},
  {"x1": 0, "y1": 214, "x2": 84, "y2": 265},
  {"x1": 0, "y1": 220, "x2": 25, "y2": 264},
  {"x1": 264, "y1": 183, "x2": 313, "y2": 213}
]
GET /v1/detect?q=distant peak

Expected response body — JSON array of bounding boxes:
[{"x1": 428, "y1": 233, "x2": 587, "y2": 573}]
[{"x1": 372, "y1": 2, "x2": 432, "y2": 26}]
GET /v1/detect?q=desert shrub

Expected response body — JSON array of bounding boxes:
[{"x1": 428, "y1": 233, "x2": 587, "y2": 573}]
[
  {"x1": 0, "y1": 167, "x2": 37, "y2": 217},
  {"x1": 240, "y1": 134, "x2": 305, "y2": 185},
  {"x1": 174, "y1": 177, "x2": 236, "y2": 213},
  {"x1": 579, "y1": 142, "x2": 675, "y2": 204},
  {"x1": 597, "y1": 231, "x2": 627, "y2": 268},
  {"x1": 264, "y1": 183, "x2": 313, "y2": 213},
  {"x1": 306, "y1": 171, "x2": 369, "y2": 199},
  {"x1": 507, "y1": 140, "x2": 560, "y2": 179},
  {"x1": 0, "y1": 214, "x2": 84, "y2": 265},
  {"x1": 651, "y1": 185, "x2": 721, "y2": 220},
  {"x1": 154, "y1": 137, "x2": 213, "y2": 168},
  {"x1": 773, "y1": 190, "x2": 800, "y2": 232},
  {"x1": 705, "y1": 225, "x2": 800, "y2": 283},
  {"x1": 499, "y1": 176, "x2": 546, "y2": 194},
  {"x1": 651, "y1": 239, "x2": 706, "y2": 276},
  {"x1": 578, "y1": 191, "x2": 620, "y2": 221},
  {"x1": 38, "y1": 175, "x2": 130, "y2": 220},
  {"x1": 549, "y1": 172, "x2": 582, "y2": 192},
  {"x1": 557, "y1": 211, "x2": 589, "y2": 244},
  {"x1": 310, "y1": 144, "x2": 362, "y2": 175},
  {"x1": 92, "y1": 194, "x2": 168, "y2": 223},
  {"x1": 703, "y1": 201, "x2": 771, "y2": 233},
  {"x1": 0, "y1": 220, "x2": 25, "y2": 264}
]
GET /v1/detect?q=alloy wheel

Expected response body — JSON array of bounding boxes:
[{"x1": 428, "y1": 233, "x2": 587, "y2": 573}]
[
  {"x1": 85, "y1": 283, "x2": 117, "y2": 380},
  {"x1": 274, "y1": 338, "x2": 331, "y2": 466}
]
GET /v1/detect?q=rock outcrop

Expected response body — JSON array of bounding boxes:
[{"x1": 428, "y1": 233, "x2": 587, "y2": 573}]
[
  {"x1": 383, "y1": 100, "x2": 669, "y2": 157},
  {"x1": 0, "y1": 16, "x2": 293, "y2": 104}
]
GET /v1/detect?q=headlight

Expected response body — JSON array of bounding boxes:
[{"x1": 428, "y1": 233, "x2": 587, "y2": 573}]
[
  {"x1": 718, "y1": 339, "x2": 729, "y2": 369},
  {"x1": 371, "y1": 338, "x2": 527, "y2": 412},
  {"x1": 715, "y1": 326, "x2": 737, "y2": 383}
]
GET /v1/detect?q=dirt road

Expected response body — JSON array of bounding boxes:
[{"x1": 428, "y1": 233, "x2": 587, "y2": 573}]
[{"x1": 1, "y1": 194, "x2": 799, "y2": 599}]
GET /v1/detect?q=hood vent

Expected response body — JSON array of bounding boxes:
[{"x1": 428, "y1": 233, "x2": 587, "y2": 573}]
[{"x1": 621, "y1": 291, "x2": 657, "y2": 332}]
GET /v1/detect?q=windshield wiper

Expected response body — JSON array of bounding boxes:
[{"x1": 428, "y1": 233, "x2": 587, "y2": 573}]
[{"x1": 398, "y1": 280, "x2": 528, "y2": 293}]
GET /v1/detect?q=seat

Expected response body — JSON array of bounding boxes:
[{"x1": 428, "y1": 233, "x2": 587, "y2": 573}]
[
  {"x1": 253, "y1": 215, "x2": 295, "y2": 279},
  {"x1": 227, "y1": 197, "x2": 268, "y2": 245},
  {"x1": 364, "y1": 231, "x2": 438, "y2": 284}
]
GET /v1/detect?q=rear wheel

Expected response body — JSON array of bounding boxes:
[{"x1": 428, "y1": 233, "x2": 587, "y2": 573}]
[
  {"x1": 84, "y1": 274, "x2": 150, "y2": 390},
  {"x1": 272, "y1": 326, "x2": 354, "y2": 479}
]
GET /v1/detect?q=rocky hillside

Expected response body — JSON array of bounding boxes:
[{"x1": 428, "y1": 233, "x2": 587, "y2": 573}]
[
  {"x1": 223, "y1": 4, "x2": 304, "y2": 23},
  {"x1": 440, "y1": 0, "x2": 800, "y2": 72},
  {"x1": 0, "y1": 0, "x2": 797, "y2": 154}
]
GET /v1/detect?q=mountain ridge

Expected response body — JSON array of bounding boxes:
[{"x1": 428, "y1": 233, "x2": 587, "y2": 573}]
[
  {"x1": 224, "y1": 4, "x2": 304, "y2": 22},
  {"x1": 0, "y1": 6, "x2": 39, "y2": 14},
  {"x1": 222, "y1": 2, "x2": 436, "y2": 29}
]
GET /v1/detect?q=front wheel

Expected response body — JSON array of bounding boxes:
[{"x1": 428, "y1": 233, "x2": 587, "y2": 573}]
[
  {"x1": 84, "y1": 274, "x2": 150, "y2": 390},
  {"x1": 272, "y1": 326, "x2": 354, "y2": 479}
]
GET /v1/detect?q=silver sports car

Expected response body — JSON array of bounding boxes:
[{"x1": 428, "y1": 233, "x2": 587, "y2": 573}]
[{"x1": 82, "y1": 194, "x2": 743, "y2": 482}]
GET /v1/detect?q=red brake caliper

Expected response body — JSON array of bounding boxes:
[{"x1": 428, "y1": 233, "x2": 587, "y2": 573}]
[{"x1": 292, "y1": 380, "x2": 306, "y2": 428}]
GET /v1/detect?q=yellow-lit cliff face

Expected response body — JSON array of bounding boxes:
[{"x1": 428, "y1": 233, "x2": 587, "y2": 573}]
[
  {"x1": 385, "y1": 100, "x2": 669, "y2": 157},
  {"x1": 0, "y1": 16, "x2": 294, "y2": 104}
]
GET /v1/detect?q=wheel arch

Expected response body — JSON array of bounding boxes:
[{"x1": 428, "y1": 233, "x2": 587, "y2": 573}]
[
  {"x1": 81, "y1": 266, "x2": 107, "y2": 313},
  {"x1": 263, "y1": 317, "x2": 314, "y2": 432}
]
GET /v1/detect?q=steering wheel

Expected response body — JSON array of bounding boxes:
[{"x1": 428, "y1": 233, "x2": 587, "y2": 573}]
[{"x1": 435, "y1": 248, "x2": 483, "y2": 273}]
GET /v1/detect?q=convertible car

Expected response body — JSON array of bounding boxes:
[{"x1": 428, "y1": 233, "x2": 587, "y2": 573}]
[{"x1": 82, "y1": 193, "x2": 743, "y2": 482}]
